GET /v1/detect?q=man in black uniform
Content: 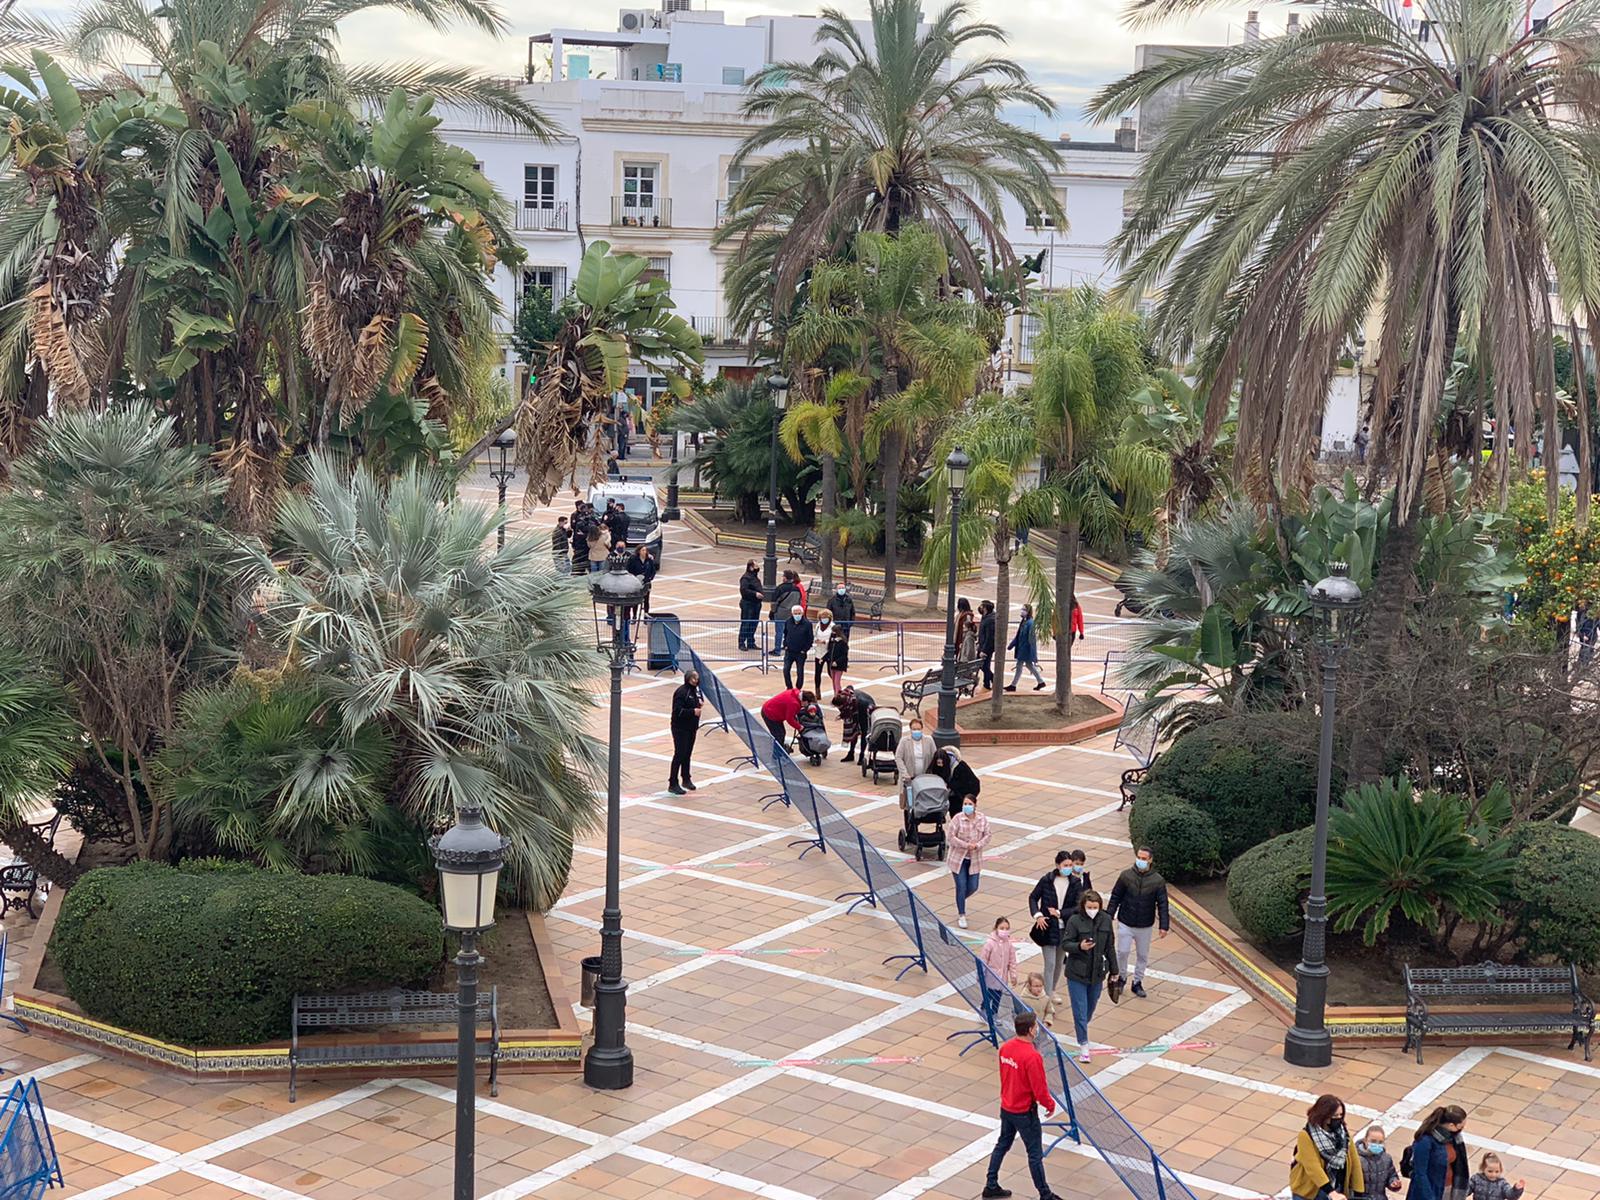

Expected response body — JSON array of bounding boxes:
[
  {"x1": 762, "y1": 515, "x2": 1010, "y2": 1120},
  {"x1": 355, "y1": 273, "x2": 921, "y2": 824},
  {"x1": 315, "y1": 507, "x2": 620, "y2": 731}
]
[
  {"x1": 738, "y1": 561, "x2": 763, "y2": 650},
  {"x1": 570, "y1": 502, "x2": 595, "y2": 576},
  {"x1": 668, "y1": 669, "x2": 703, "y2": 795}
]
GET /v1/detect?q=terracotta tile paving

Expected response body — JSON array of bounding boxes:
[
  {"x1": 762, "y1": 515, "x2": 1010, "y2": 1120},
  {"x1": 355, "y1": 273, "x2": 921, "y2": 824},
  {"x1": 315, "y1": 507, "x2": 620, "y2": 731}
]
[{"x1": 0, "y1": 489, "x2": 1596, "y2": 1200}]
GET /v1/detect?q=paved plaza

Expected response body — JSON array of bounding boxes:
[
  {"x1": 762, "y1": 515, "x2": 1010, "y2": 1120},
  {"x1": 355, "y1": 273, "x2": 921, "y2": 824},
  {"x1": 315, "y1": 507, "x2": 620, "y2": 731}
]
[{"x1": 2, "y1": 490, "x2": 1598, "y2": 1200}]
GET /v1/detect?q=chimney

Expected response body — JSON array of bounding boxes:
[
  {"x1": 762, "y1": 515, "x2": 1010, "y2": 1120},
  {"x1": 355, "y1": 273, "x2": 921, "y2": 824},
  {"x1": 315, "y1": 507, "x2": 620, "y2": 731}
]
[
  {"x1": 1244, "y1": 10, "x2": 1260, "y2": 40},
  {"x1": 1286, "y1": 11, "x2": 1301, "y2": 33},
  {"x1": 1115, "y1": 116, "x2": 1136, "y2": 150}
]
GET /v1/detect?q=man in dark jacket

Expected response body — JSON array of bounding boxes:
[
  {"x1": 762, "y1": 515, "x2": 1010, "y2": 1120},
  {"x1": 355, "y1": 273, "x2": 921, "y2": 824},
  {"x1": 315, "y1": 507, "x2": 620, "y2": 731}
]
[
  {"x1": 604, "y1": 500, "x2": 629, "y2": 550},
  {"x1": 781, "y1": 604, "x2": 814, "y2": 689},
  {"x1": 1105, "y1": 846, "x2": 1170, "y2": 999},
  {"x1": 569, "y1": 504, "x2": 595, "y2": 575},
  {"x1": 551, "y1": 516, "x2": 571, "y2": 569},
  {"x1": 827, "y1": 584, "x2": 856, "y2": 638},
  {"x1": 668, "y1": 670, "x2": 703, "y2": 794},
  {"x1": 978, "y1": 600, "x2": 997, "y2": 689},
  {"x1": 627, "y1": 544, "x2": 658, "y2": 623},
  {"x1": 738, "y1": 561, "x2": 762, "y2": 650},
  {"x1": 770, "y1": 570, "x2": 802, "y2": 655}
]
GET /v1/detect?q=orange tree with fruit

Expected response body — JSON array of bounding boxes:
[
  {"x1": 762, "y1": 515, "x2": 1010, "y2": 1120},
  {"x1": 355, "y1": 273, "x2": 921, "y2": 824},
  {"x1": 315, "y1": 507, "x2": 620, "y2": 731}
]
[{"x1": 1510, "y1": 474, "x2": 1600, "y2": 634}]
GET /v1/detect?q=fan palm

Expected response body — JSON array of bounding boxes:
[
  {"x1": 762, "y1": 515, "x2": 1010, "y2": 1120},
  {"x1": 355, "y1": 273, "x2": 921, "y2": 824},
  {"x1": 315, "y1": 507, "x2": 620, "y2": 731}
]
[
  {"x1": 725, "y1": 0, "x2": 1062, "y2": 321},
  {"x1": 1090, "y1": 0, "x2": 1600, "y2": 527},
  {"x1": 1030, "y1": 286, "x2": 1165, "y2": 711},
  {"x1": 249, "y1": 455, "x2": 603, "y2": 910},
  {"x1": 0, "y1": 649, "x2": 83, "y2": 887}
]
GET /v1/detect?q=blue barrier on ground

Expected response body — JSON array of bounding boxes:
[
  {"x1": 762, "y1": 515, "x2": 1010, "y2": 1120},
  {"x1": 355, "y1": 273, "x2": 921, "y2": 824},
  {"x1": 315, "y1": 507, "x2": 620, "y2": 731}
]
[
  {"x1": 663, "y1": 626, "x2": 1199, "y2": 1200},
  {"x1": 0, "y1": 1079, "x2": 63, "y2": 1198}
]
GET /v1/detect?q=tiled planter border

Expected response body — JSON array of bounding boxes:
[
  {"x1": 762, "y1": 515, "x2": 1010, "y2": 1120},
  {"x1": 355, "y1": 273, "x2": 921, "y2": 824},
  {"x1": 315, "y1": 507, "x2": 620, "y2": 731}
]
[
  {"x1": 12, "y1": 897, "x2": 583, "y2": 1082},
  {"x1": 950, "y1": 691, "x2": 1125, "y2": 746}
]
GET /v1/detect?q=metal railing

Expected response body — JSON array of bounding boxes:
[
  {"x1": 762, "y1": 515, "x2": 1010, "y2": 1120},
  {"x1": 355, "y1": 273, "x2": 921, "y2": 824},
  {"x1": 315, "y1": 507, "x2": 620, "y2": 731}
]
[
  {"x1": 516, "y1": 202, "x2": 570, "y2": 232},
  {"x1": 660, "y1": 625, "x2": 1202, "y2": 1200},
  {"x1": 0, "y1": 1077, "x2": 63, "y2": 1197},
  {"x1": 685, "y1": 317, "x2": 751, "y2": 349},
  {"x1": 612, "y1": 197, "x2": 672, "y2": 228}
]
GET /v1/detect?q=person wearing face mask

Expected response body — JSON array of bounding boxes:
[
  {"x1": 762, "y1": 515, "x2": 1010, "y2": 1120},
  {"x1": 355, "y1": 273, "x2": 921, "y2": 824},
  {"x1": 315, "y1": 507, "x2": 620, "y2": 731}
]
[
  {"x1": 1059, "y1": 890, "x2": 1122, "y2": 1064},
  {"x1": 738, "y1": 561, "x2": 763, "y2": 651},
  {"x1": 1407, "y1": 1106, "x2": 1471, "y2": 1200},
  {"x1": 978, "y1": 917, "x2": 1019, "y2": 1021},
  {"x1": 931, "y1": 745, "x2": 982, "y2": 818},
  {"x1": 1105, "y1": 845, "x2": 1169, "y2": 1000},
  {"x1": 1027, "y1": 851, "x2": 1076, "y2": 1007},
  {"x1": 667, "y1": 669, "x2": 703, "y2": 796},
  {"x1": 782, "y1": 603, "x2": 814, "y2": 689},
  {"x1": 894, "y1": 716, "x2": 935, "y2": 804},
  {"x1": 1353, "y1": 1125, "x2": 1403, "y2": 1200},
  {"x1": 1293, "y1": 1095, "x2": 1364, "y2": 1200},
  {"x1": 978, "y1": 600, "x2": 997, "y2": 690},
  {"x1": 827, "y1": 583, "x2": 856, "y2": 638},
  {"x1": 814, "y1": 613, "x2": 847, "y2": 694},
  {"x1": 946, "y1": 793, "x2": 992, "y2": 930},
  {"x1": 1005, "y1": 603, "x2": 1046, "y2": 691}
]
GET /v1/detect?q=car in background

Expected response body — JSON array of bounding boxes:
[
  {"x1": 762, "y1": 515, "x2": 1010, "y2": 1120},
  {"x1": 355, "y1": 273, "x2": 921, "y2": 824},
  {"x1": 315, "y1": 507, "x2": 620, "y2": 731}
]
[{"x1": 587, "y1": 474, "x2": 665, "y2": 564}]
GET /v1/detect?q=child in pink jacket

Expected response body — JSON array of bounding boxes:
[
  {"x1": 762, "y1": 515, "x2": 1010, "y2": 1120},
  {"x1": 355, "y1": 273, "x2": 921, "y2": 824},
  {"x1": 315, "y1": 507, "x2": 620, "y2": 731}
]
[{"x1": 979, "y1": 917, "x2": 1019, "y2": 1023}]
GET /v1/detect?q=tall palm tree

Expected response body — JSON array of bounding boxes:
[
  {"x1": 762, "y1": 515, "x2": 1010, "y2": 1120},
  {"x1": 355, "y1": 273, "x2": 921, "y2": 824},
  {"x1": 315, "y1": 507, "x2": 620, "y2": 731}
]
[
  {"x1": 1089, "y1": 0, "x2": 1600, "y2": 528},
  {"x1": 724, "y1": 0, "x2": 1063, "y2": 323},
  {"x1": 1031, "y1": 287, "x2": 1165, "y2": 712},
  {"x1": 250, "y1": 456, "x2": 603, "y2": 910}
]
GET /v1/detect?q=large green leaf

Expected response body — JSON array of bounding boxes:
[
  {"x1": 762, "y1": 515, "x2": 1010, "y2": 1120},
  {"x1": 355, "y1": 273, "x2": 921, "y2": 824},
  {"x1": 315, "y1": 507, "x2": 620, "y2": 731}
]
[
  {"x1": 1198, "y1": 603, "x2": 1239, "y2": 669},
  {"x1": 31, "y1": 51, "x2": 81, "y2": 132}
]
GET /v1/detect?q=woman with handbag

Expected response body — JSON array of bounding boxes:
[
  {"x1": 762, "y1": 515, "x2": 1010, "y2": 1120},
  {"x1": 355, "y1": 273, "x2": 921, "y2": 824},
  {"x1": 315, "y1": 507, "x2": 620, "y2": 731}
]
[
  {"x1": 1059, "y1": 889, "x2": 1123, "y2": 1064},
  {"x1": 1027, "y1": 851, "x2": 1077, "y2": 1015}
]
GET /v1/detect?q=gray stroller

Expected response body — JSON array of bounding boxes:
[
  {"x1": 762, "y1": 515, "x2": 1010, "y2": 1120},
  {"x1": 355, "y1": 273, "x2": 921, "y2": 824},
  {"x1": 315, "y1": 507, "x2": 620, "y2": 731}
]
[{"x1": 897, "y1": 772, "x2": 949, "y2": 861}]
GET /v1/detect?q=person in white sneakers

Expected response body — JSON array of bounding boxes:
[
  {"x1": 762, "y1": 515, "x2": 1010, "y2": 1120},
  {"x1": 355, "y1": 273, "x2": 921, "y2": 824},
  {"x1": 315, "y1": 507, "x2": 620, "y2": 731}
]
[
  {"x1": 1105, "y1": 845, "x2": 1170, "y2": 999},
  {"x1": 946, "y1": 794, "x2": 992, "y2": 929}
]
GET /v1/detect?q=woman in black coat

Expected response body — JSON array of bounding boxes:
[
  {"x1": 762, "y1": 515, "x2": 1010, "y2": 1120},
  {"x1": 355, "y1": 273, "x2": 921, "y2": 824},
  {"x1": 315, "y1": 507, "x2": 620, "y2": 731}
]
[
  {"x1": 1028, "y1": 851, "x2": 1077, "y2": 1007},
  {"x1": 1060, "y1": 889, "x2": 1122, "y2": 1063},
  {"x1": 930, "y1": 746, "x2": 981, "y2": 817}
]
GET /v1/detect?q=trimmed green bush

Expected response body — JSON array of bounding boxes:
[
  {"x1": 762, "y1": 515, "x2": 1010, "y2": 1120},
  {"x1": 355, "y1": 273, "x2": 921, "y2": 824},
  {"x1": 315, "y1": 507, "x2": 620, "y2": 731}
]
[
  {"x1": 1143, "y1": 711, "x2": 1328, "y2": 861},
  {"x1": 1128, "y1": 788, "x2": 1222, "y2": 881},
  {"x1": 1505, "y1": 823, "x2": 1600, "y2": 969},
  {"x1": 1226, "y1": 827, "x2": 1313, "y2": 943},
  {"x1": 49, "y1": 861, "x2": 442, "y2": 1045}
]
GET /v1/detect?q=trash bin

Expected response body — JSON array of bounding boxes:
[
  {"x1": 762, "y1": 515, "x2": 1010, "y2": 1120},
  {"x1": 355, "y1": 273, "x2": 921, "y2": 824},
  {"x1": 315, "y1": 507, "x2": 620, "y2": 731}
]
[
  {"x1": 580, "y1": 955, "x2": 602, "y2": 1008},
  {"x1": 648, "y1": 612, "x2": 681, "y2": 672}
]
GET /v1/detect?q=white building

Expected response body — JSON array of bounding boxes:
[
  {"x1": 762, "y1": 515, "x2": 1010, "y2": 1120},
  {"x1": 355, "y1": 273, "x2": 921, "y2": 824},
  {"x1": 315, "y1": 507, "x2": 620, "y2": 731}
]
[{"x1": 436, "y1": 2, "x2": 1145, "y2": 395}]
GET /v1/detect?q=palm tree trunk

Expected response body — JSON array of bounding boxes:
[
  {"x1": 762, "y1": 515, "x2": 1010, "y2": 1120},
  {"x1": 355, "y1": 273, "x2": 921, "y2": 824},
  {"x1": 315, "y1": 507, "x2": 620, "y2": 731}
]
[
  {"x1": 821, "y1": 451, "x2": 837, "y2": 589},
  {"x1": 1, "y1": 822, "x2": 82, "y2": 889},
  {"x1": 882, "y1": 428, "x2": 903, "y2": 602},
  {"x1": 992, "y1": 538, "x2": 1011, "y2": 720},
  {"x1": 1347, "y1": 502, "x2": 1422, "y2": 783},
  {"x1": 1054, "y1": 518, "x2": 1079, "y2": 715}
]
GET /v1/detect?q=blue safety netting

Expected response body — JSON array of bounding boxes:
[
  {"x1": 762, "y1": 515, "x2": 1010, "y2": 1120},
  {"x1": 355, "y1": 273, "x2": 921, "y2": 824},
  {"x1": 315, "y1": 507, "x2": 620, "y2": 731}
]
[
  {"x1": 0, "y1": 1078, "x2": 63, "y2": 1199},
  {"x1": 664, "y1": 626, "x2": 1199, "y2": 1200}
]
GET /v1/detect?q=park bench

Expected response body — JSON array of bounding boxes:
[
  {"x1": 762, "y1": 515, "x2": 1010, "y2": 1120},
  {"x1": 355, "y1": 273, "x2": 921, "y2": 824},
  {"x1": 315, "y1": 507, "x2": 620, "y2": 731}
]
[
  {"x1": 290, "y1": 987, "x2": 501, "y2": 1101},
  {"x1": 787, "y1": 531, "x2": 823, "y2": 567},
  {"x1": 1402, "y1": 962, "x2": 1594, "y2": 1064},
  {"x1": 899, "y1": 659, "x2": 980, "y2": 713},
  {"x1": 807, "y1": 577, "x2": 887, "y2": 622}
]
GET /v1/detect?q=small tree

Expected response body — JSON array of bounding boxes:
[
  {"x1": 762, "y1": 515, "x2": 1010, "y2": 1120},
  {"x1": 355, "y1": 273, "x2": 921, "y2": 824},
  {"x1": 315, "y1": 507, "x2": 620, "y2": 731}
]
[
  {"x1": 511, "y1": 286, "x2": 563, "y2": 366},
  {"x1": 0, "y1": 406, "x2": 241, "y2": 861}
]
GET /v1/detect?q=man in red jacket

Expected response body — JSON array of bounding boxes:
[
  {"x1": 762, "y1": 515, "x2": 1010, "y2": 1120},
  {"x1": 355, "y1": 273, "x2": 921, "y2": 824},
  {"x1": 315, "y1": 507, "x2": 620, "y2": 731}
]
[
  {"x1": 983, "y1": 1011, "x2": 1060, "y2": 1200},
  {"x1": 760, "y1": 687, "x2": 813, "y2": 751}
]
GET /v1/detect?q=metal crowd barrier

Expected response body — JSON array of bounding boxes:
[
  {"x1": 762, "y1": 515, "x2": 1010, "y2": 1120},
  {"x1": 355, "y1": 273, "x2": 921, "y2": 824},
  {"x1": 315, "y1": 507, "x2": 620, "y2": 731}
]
[
  {"x1": 661, "y1": 625, "x2": 1201, "y2": 1200},
  {"x1": 0, "y1": 1078, "x2": 63, "y2": 1198}
]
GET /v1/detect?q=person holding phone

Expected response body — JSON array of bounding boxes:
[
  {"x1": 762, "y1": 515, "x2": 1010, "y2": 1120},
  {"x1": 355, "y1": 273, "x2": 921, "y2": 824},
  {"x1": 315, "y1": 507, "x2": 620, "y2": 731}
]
[{"x1": 1059, "y1": 889, "x2": 1122, "y2": 1064}]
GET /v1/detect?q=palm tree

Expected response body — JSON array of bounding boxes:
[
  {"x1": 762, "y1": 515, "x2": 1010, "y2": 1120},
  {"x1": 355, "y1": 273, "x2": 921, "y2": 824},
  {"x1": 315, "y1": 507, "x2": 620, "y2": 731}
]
[
  {"x1": 250, "y1": 456, "x2": 603, "y2": 910},
  {"x1": 476, "y1": 241, "x2": 703, "y2": 503},
  {"x1": 1089, "y1": 0, "x2": 1600, "y2": 535},
  {"x1": 1119, "y1": 368, "x2": 1236, "y2": 557},
  {"x1": 920, "y1": 392, "x2": 1058, "y2": 718},
  {"x1": 1030, "y1": 287, "x2": 1165, "y2": 712},
  {"x1": 724, "y1": 0, "x2": 1063, "y2": 323},
  {"x1": 0, "y1": 650, "x2": 83, "y2": 887}
]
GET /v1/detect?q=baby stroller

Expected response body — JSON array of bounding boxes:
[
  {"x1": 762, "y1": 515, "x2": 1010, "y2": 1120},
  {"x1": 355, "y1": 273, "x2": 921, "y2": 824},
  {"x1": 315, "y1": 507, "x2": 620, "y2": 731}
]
[
  {"x1": 898, "y1": 773, "x2": 948, "y2": 861},
  {"x1": 862, "y1": 708, "x2": 902, "y2": 783},
  {"x1": 796, "y1": 701, "x2": 831, "y2": 766}
]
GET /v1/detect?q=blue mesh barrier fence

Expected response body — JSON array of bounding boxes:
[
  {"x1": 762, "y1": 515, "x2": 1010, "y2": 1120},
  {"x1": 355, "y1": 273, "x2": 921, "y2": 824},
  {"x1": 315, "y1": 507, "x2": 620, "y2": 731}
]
[
  {"x1": 0, "y1": 1079, "x2": 63, "y2": 1199},
  {"x1": 663, "y1": 625, "x2": 1199, "y2": 1200}
]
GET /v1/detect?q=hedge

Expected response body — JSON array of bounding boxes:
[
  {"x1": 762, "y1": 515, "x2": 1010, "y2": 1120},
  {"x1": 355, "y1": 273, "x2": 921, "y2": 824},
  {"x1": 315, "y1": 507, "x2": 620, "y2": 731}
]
[
  {"x1": 1143, "y1": 711, "x2": 1328, "y2": 861},
  {"x1": 1506, "y1": 823, "x2": 1600, "y2": 969},
  {"x1": 49, "y1": 861, "x2": 443, "y2": 1045},
  {"x1": 1226, "y1": 827, "x2": 1313, "y2": 943},
  {"x1": 1127, "y1": 788, "x2": 1222, "y2": 882}
]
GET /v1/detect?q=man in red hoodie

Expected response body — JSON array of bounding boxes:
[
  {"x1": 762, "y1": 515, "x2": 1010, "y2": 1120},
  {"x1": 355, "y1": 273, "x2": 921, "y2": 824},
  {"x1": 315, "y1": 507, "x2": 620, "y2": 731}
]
[
  {"x1": 760, "y1": 687, "x2": 813, "y2": 751},
  {"x1": 983, "y1": 1011, "x2": 1060, "y2": 1200}
]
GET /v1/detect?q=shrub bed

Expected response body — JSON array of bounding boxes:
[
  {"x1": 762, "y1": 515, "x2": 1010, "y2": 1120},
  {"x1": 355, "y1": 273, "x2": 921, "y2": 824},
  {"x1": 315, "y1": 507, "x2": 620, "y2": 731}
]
[
  {"x1": 1128, "y1": 787, "x2": 1222, "y2": 881},
  {"x1": 1142, "y1": 711, "x2": 1327, "y2": 861},
  {"x1": 1505, "y1": 823, "x2": 1600, "y2": 970},
  {"x1": 49, "y1": 860, "x2": 442, "y2": 1045},
  {"x1": 1226, "y1": 827, "x2": 1313, "y2": 943}
]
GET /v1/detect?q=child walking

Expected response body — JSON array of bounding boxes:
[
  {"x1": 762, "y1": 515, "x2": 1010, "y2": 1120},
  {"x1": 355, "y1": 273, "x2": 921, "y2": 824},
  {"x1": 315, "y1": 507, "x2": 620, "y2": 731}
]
[
  {"x1": 1468, "y1": 1154, "x2": 1525, "y2": 1200},
  {"x1": 979, "y1": 917, "x2": 1018, "y2": 1025},
  {"x1": 1018, "y1": 971, "x2": 1056, "y2": 1027},
  {"x1": 1353, "y1": 1125, "x2": 1402, "y2": 1200}
]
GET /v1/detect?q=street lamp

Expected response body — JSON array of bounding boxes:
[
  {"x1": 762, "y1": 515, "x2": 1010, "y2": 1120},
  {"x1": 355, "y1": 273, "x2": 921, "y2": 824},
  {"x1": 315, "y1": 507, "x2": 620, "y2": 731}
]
[
  {"x1": 763, "y1": 373, "x2": 790, "y2": 595},
  {"x1": 431, "y1": 804, "x2": 509, "y2": 1200},
  {"x1": 586, "y1": 555, "x2": 652, "y2": 1089},
  {"x1": 488, "y1": 428, "x2": 517, "y2": 550},
  {"x1": 1283, "y1": 561, "x2": 1363, "y2": 1069},
  {"x1": 933, "y1": 447, "x2": 971, "y2": 749},
  {"x1": 662, "y1": 426, "x2": 682, "y2": 522}
]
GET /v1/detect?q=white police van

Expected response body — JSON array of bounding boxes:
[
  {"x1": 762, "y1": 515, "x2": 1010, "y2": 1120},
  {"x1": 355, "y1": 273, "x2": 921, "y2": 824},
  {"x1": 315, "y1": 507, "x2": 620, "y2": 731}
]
[{"x1": 587, "y1": 474, "x2": 665, "y2": 564}]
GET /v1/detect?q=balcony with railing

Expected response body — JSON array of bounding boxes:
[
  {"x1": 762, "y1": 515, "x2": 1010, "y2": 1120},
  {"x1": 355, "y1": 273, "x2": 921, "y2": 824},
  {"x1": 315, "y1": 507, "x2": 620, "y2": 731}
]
[
  {"x1": 685, "y1": 317, "x2": 756, "y2": 350},
  {"x1": 515, "y1": 202, "x2": 570, "y2": 232},
  {"x1": 1018, "y1": 314, "x2": 1042, "y2": 365},
  {"x1": 612, "y1": 196, "x2": 672, "y2": 228}
]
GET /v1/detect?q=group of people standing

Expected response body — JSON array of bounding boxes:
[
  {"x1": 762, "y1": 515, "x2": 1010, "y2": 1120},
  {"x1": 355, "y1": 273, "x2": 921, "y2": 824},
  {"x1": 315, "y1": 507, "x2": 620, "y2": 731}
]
[
  {"x1": 738, "y1": 565, "x2": 856, "y2": 693},
  {"x1": 952, "y1": 596, "x2": 1085, "y2": 693},
  {"x1": 552, "y1": 498, "x2": 638, "y2": 577}
]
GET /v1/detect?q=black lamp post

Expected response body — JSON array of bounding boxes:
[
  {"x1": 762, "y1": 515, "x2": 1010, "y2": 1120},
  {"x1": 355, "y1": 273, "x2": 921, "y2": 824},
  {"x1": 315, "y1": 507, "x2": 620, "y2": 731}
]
[
  {"x1": 662, "y1": 427, "x2": 681, "y2": 522},
  {"x1": 1283, "y1": 561, "x2": 1363, "y2": 1069},
  {"x1": 933, "y1": 446, "x2": 971, "y2": 749},
  {"x1": 585, "y1": 555, "x2": 651, "y2": 1089},
  {"x1": 763, "y1": 373, "x2": 790, "y2": 595},
  {"x1": 431, "y1": 805, "x2": 508, "y2": 1200},
  {"x1": 488, "y1": 428, "x2": 517, "y2": 550}
]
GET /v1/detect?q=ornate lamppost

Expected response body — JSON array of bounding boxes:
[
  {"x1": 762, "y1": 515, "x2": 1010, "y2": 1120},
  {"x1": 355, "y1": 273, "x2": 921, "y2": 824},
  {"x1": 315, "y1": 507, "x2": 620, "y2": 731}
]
[
  {"x1": 933, "y1": 446, "x2": 971, "y2": 748},
  {"x1": 763, "y1": 373, "x2": 790, "y2": 596}
]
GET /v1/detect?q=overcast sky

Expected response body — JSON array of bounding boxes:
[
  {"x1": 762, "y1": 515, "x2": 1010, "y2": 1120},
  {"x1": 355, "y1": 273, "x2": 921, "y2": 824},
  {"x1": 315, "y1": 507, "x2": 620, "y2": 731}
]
[{"x1": 329, "y1": 0, "x2": 1270, "y2": 138}]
